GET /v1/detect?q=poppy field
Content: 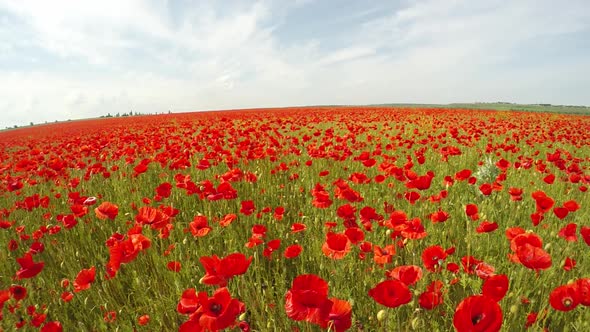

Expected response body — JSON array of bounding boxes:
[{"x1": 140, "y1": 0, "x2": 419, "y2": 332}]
[{"x1": 1, "y1": 106, "x2": 589, "y2": 331}]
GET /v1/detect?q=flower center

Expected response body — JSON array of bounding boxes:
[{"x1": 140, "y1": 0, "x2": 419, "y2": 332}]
[
  {"x1": 210, "y1": 303, "x2": 222, "y2": 314},
  {"x1": 472, "y1": 313, "x2": 484, "y2": 325}
]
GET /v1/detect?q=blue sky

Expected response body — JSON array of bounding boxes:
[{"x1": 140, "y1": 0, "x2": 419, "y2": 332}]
[{"x1": 1, "y1": 0, "x2": 589, "y2": 128}]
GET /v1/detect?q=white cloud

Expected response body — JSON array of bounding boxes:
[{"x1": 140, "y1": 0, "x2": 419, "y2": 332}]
[{"x1": 0, "y1": 0, "x2": 589, "y2": 128}]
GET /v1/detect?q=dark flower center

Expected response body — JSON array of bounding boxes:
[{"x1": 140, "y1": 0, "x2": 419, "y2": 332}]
[
  {"x1": 210, "y1": 303, "x2": 222, "y2": 314},
  {"x1": 472, "y1": 313, "x2": 484, "y2": 325}
]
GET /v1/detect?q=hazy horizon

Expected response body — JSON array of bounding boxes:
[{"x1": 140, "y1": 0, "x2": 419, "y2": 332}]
[{"x1": 1, "y1": 0, "x2": 589, "y2": 128}]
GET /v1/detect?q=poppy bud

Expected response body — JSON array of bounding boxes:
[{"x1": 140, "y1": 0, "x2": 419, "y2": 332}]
[{"x1": 377, "y1": 309, "x2": 387, "y2": 321}]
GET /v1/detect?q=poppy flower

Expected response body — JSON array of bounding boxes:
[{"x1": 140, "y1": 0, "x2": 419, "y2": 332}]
[
  {"x1": 240, "y1": 200, "x2": 256, "y2": 216},
  {"x1": 549, "y1": 284, "x2": 579, "y2": 311},
  {"x1": 418, "y1": 280, "x2": 444, "y2": 310},
  {"x1": 482, "y1": 274, "x2": 509, "y2": 302},
  {"x1": 386, "y1": 265, "x2": 423, "y2": 286},
  {"x1": 373, "y1": 244, "x2": 396, "y2": 266},
  {"x1": 476, "y1": 221, "x2": 498, "y2": 233},
  {"x1": 368, "y1": 279, "x2": 412, "y2": 308},
  {"x1": 322, "y1": 232, "x2": 351, "y2": 260},
  {"x1": 188, "y1": 216, "x2": 212, "y2": 237},
  {"x1": 465, "y1": 204, "x2": 479, "y2": 221},
  {"x1": 9, "y1": 285, "x2": 27, "y2": 301},
  {"x1": 421, "y1": 245, "x2": 447, "y2": 272},
  {"x1": 557, "y1": 223, "x2": 577, "y2": 242},
  {"x1": 199, "y1": 253, "x2": 252, "y2": 287},
  {"x1": 455, "y1": 169, "x2": 472, "y2": 181},
  {"x1": 197, "y1": 287, "x2": 245, "y2": 331},
  {"x1": 74, "y1": 266, "x2": 96, "y2": 292},
  {"x1": 563, "y1": 257, "x2": 576, "y2": 271},
  {"x1": 155, "y1": 182, "x2": 172, "y2": 199},
  {"x1": 285, "y1": 274, "x2": 332, "y2": 324},
  {"x1": 429, "y1": 210, "x2": 450, "y2": 223},
  {"x1": 453, "y1": 295, "x2": 503, "y2": 332},
  {"x1": 284, "y1": 244, "x2": 303, "y2": 259},
  {"x1": 516, "y1": 243, "x2": 552, "y2": 271},
  {"x1": 16, "y1": 252, "x2": 44, "y2": 279},
  {"x1": 581, "y1": 226, "x2": 590, "y2": 246},
  {"x1": 177, "y1": 288, "x2": 200, "y2": 314},
  {"x1": 138, "y1": 315, "x2": 150, "y2": 326},
  {"x1": 325, "y1": 298, "x2": 352, "y2": 332},
  {"x1": 291, "y1": 223, "x2": 307, "y2": 233},
  {"x1": 532, "y1": 191, "x2": 554, "y2": 213},
  {"x1": 40, "y1": 321, "x2": 63, "y2": 332},
  {"x1": 167, "y1": 261, "x2": 182, "y2": 272},
  {"x1": 553, "y1": 206, "x2": 569, "y2": 219},
  {"x1": 508, "y1": 187, "x2": 523, "y2": 201},
  {"x1": 219, "y1": 213, "x2": 238, "y2": 227},
  {"x1": 563, "y1": 200, "x2": 580, "y2": 212},
  {"x1": 576, "y1": 278, "x2": 590, "y2": 306}
]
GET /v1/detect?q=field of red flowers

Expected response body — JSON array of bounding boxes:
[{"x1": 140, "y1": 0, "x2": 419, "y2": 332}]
[{"x1": 1, "y1": 106, "x2": 589, "y2": 331}]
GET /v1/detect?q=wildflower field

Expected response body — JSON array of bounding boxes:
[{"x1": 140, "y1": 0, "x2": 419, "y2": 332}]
[{"x1": 1, "y1": 106, "x2": 589, "y2": 331}]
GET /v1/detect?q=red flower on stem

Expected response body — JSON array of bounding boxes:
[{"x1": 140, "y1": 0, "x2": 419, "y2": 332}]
[{"x1": 453, "y1": 295, "x2": 503, "y2": 332}]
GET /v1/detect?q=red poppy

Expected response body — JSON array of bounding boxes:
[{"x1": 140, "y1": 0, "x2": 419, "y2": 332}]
[
  {"x1": 553, "y1": 206, "x2": 569, "y2": 219},
  {"x1": 510, "y1": 232, "x2": 543, "y2": 252},
  {"x1": 322, "y1": 232, "x2": 351, "y2": 260},
  {"x1": 543, "y1": 174, "x2": 555, "y2": 184},
  {"x1": 482, "y1": 274, "x2": 509, "y2": 302},
  {"x1": 368, "y1": 279, "x2": 412, "y2": 308},
  {"x1": 476, "y1": 221, "x2": 498, "y2": 233},
  {"x1": 325, "y1": 298, "x2": 352, "y2": 332},
  {"x1": 240, "y1": 200, "x2": 256, "y2": 216},
  {"x1": 563, "y1": 200, "x2": 580, "y2": 212},
  {"x1": 461, "y1": 256, "x2": 482, "y2": 274},
  {"x1": 199, "y1": 252, "x2": 252, "y2": 287},
  {"x1": 516, "y1": 243, "x2": 552, "y2": 271},
  {"x1": 177, "y1": 288, "x2": 200, "y2": 314},
  {"x1": 557, "y1": 223, "x2": 577, "y2": 242},
  {"x1": 532, "y1": 191, "x2": 554, "y2": 213},
  {"x1": 344, "y1": 227, "x2": 364, "y2": 244},
  {"x1": 219, "y1": 213, "x2": 237, "y2": 227},
  {"x1": 197, "y1": 287, "x2": 245, "y2": 331},
  {"x1": 94, "y1": 202, "x2": 119, "y2": 220},
  {"x1": 508, "y1": 187, "x2": 523, "y2": 201},
  {"x1": 373, "y1": 244, "x2": 396, "y2": 266},
  {"x1": 429, "y1": 210, "x2": 450, "y2": 223},
  {"x1": 188, "y1": 216, "x2": 212, "y2": 237},
  {"x1": 9, "y1": 285, "x2": 27, "y2": 301},
  {"x1": 284, "y1": 244, "x2": 303, "y2": 259},
  {"x1": 167, "y1": 261, "x2": 182, "y2": 272},
  {"x1": 453, "y1": 295, "x2": 503, "y2": 332},
  {"x1": 16, "y1": 252, "x2": 44, "y2": 279},
  {"x1": 421, "y1": 245, "x2": 447, "y2": 272},
  {"x1": 291, "y1": 223, "x2": 307, "y2": 233},
  {"x1": 138, "y1": 315, "x2": 150, "y2": 326},
  {"x1": 418, "y1": 280, "x2": 444, "y2": 310},
  {"x1": 455, "y1": 169, "x2": 472, "y2": 181},
  {"x1": 40, "y1": 321, "x2": 63, "y2": 332},
  {"x1": 74, "y1": 266, "x2": 96, "y2": 292},
  {"x1": 311, "y1": 183, "x2": 333, "y2": 208},
  {"x1": 582, "y1": 226, "x2": 590, "y2": 246},
  {"x1": 576, "y1": 278, "x2": 590, "y2": 306},
  {"x1": 386, "y1": 265, "x2": 423, "y2": 286},
  {"x1": 285, "y1": 274, "x2": 332, "y2": 324},
  {"x1": 563, "y1": 257, "x2": 576, "y2": 271},
  {"x1": 155, "y1": 182, "x2": 172, "y2": 199},
  {"x1": 549, "y1": 284, "x2": 579, "y2": 311},
  {"x1": 465, "y1": 204, "x2": 479, "y2": 221},
  {"x1": 475, "y1": 262, "x2": 496, "y2": 279}
]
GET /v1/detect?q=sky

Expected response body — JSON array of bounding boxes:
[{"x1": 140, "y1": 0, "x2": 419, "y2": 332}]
[{"x1": 1, "y1": 0, "x2": 589, "y2": 128}]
